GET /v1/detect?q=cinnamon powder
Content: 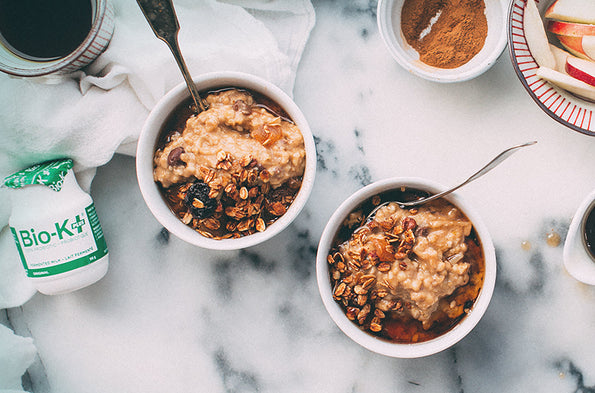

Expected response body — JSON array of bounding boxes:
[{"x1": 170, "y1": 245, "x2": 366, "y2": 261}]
[{"x1": 400, "y1": 0, "x2": 488, "y2": 69}]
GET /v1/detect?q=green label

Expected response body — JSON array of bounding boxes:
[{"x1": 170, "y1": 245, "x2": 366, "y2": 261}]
[
  {"x1": 4, "y1": 158, "x2": 73, "y2": 191},
  {"x1": 10, "y1": 202, "x2": 108, "y2": 278}
]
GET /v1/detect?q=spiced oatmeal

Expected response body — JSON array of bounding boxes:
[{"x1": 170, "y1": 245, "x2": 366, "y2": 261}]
[
  {"x1": 153, "y1": 88, "x2": 306, "y2": 239},
  {"x1": 327, "y1": 188, "x2": 485, "y2": 343}
]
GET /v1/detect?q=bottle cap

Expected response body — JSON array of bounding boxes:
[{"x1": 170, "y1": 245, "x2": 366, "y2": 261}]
[{"x1": 3, "y1": 158, "x2": 74, "y2": 191}]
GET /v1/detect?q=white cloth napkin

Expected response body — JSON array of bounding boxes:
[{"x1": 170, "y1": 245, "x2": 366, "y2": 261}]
[
  {"x1": 0, "y1": 0, "x2": 315, "y2": 390},
  {"x1": 0, "y1": 324, "x2": 36, "y2": 392}
]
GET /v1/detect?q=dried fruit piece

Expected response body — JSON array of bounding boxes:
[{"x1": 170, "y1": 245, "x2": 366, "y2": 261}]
[
  {"x1": 167, "y1": 147, "x2": 185, "y2": 166},
  {"x1": 251, "y1": 124, "x2": 283, "y2": 146},
  {"x1": 184, "y1": 181, "x2": 217, "y2": 219}
]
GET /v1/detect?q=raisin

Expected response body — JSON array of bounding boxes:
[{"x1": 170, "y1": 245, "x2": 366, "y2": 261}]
[
  {"x1": 183, "y1": 181, "x2": 217, "y2": 219},
  {"x1": 167, "y1": 147, "x2": 185, "y2": 166}
]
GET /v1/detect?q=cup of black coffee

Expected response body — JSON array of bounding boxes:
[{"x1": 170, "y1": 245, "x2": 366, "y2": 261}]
[{"x1": 0, "y1": 0, "x2": 114, "y2": 77}]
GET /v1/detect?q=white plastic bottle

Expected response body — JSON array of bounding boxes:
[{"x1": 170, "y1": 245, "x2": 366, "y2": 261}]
[{"x1": 4, "y1": 159, "x2": 109, "y2": 295}]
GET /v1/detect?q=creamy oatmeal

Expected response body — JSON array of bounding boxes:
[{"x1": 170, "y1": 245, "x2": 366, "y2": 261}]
[
  {"x1": 153, "y1": 88, "x2": 306, "y2": 239},
  {"x1": 327, "y1": 189, "x2": 485, "y2": 343}
]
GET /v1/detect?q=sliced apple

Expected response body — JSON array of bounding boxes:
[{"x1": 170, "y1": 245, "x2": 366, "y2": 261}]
[
  {"x1": 582, "y1": 35, "x2": 595, "y2": 60},
  {"x1": 566, "y1": 56, "x2": 595, "y2": 86},
  {"x1": 524, "y1": 0, "x2": 556, "y2": 68},
  {"x1": 550, "y1": 44, "x2": 570, "y2": 72},
  {"x1": 557, "y1": 35, "x2": 592, "y2": 59},
  {"x1": 545, "y1": 0, "x2": 595, "y2": 24},
  {"x1": 537, "y1": 66, "x2": 595, "y2": 101},
  {"x1": 547, "y1": 20, "x2": 595, "y2": 37},
  {"x1": 557, "y1": 34, "x2": 595, "y2": 60}
]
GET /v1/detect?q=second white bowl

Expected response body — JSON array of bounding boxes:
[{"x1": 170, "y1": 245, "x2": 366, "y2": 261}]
[{"x1": 316, "y1": 177, "x2": 496, "y2": 358}]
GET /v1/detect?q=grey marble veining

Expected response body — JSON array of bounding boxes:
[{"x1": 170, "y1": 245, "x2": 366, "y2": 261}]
[{"x1": 5, "y1": 0, "x2": 595, "y2": 392}]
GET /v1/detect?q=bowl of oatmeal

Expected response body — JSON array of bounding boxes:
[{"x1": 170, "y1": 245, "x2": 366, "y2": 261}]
[
  {"x1": 316, "y1": 177, "x2": 496, "y2": 358},
  {"x1": 137, "y1": 71, "x2": 316, "y2": 250}
]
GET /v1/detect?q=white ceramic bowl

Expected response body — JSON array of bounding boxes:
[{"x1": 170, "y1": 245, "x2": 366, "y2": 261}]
[
  {"x1": 136, "y1": 71, "x2": 317, "y2": 250},
  {"x1": 508, "y1": 0, "x2": 595, "y2": 136},
  {"x1": 377, "y1": 0, "x2": 508, "y2": 82},
  {"x1": 316, "y1": 177, "x2": 496, "y2": 358}
]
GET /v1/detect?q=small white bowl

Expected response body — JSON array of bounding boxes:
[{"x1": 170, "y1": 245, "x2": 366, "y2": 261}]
[
  {"x1": 377, "y1": 0, "x2": 508, "y2": 82},
  {"x1": 136, "y1": 71, "x2": 317, "y2": 250},
  {"x1": 564, "y1": 189, "x2": 595, "y2": 285},
  {"x1": 316, "y1": 177, "x2": 496, "y2": 358}
]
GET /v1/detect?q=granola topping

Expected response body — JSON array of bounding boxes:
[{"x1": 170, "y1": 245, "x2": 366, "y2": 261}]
[
  {"x1": 328, "y1": 190, "x2": 485, "y2": 344},
  {"x1": 154, "y1": 88, "x2": 306, "y2": 239}
]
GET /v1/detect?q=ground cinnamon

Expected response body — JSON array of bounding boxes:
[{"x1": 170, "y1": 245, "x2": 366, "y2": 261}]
[{"x1": 400, "y1": 0, "x2": 488, "y2": 69}]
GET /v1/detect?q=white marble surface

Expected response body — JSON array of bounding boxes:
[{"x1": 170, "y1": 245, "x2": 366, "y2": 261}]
[{"x1": 4, "y1": 1, "x2": 595, "y2": 392}]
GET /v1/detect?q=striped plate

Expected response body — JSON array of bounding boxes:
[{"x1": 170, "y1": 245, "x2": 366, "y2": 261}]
[{"x1": 508, "y1": 0, "x2": 595, "y2": 136}]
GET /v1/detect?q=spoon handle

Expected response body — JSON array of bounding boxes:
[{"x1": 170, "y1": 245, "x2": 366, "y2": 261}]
[
  {"x1": 136, "y1": 0, "x2": 207, "y2": 112},
  {"x1": 398, "y1": 140, "x2": 537, "y2": 207}
]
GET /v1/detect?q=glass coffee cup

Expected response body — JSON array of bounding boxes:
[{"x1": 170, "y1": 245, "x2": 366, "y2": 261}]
[{"x1": 0, "y1": 0, "x2": 114, "y2": 77}]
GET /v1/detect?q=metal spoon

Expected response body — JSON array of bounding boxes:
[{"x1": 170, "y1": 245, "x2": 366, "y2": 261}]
[
  {"x1": 136, "y1": 0, "x2": 207, "y2": 113},
  {"x1": 366, "y1": 141, "x2": 537, "y2": 219}
]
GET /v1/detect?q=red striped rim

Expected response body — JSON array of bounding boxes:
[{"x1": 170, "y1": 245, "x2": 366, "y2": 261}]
[{"x1": 507, "y1": 0, "x2": 595, "y2": 136}]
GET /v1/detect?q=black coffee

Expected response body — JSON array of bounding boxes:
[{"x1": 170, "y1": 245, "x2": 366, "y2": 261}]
[
  {"x1": 0, "y1": 0, "x2": 92, "y2": 61},
  {"x1": 584, "y1": 204, "x2": 595, "y2": 259}
]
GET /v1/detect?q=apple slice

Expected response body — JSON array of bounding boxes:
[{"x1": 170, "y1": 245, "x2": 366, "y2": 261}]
[
  {"x1": 566, "y1": 56, "x2": 595, "y2": 86},
  {"x1": 557, "y1": 35, "x2": 593, "y2": 59},
  {"x1": 557, "y1": 34, "x2": 595, "y2": 60},
  {"x1": 583, "y1": 35, "x2": 595, "y2": 60},
  {"x1": 524, "y1": 0, "x2": 556, "y2": 68},
  {"x1": 550, "y1": 44, "x2": 570, "y2": 72},
  {"x1": 545, "y1": 0, "x2": 595, "y2": 24},
  {"x1": 537, "y1": 66, "x2": 595, "y2": 101},
  {"x1": 548, "y1": 20, "x2": 595, "y2": 37}
]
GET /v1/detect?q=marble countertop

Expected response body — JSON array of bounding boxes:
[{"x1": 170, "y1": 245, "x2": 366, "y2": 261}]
[{"x1": 4, "y1": 1, "x2": 595, "y2": 392}]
